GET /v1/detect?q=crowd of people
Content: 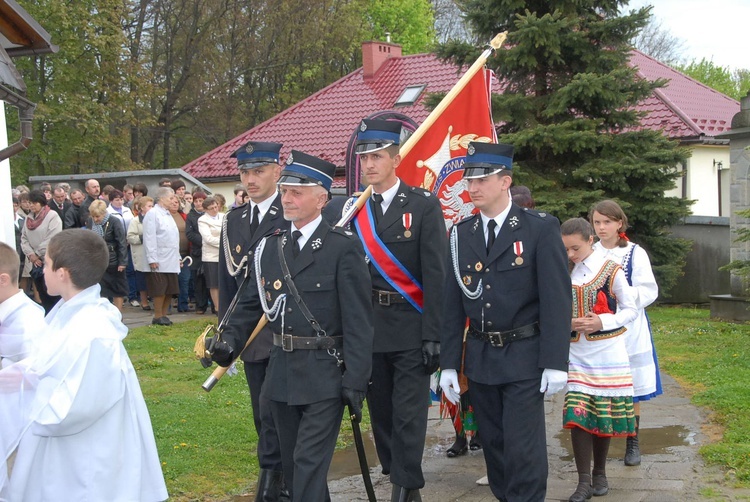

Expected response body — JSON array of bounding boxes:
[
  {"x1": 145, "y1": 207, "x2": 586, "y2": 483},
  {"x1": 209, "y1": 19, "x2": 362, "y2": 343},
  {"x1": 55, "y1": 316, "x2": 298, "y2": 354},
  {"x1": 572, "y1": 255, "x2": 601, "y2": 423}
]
[
  {"x1": 1, "y1": 122, "x2": 663, "y2": 502},
  {"x1": 12, "y1": 177, "x2": 227, "y2": 325}
]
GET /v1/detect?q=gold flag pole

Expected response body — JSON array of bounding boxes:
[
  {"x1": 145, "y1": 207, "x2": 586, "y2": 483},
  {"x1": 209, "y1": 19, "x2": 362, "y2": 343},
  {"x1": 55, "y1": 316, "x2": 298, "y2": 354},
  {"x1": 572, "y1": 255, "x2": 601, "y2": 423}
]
[{"x1": 336, "y1": 32, "x2": 507, "y2": 227}]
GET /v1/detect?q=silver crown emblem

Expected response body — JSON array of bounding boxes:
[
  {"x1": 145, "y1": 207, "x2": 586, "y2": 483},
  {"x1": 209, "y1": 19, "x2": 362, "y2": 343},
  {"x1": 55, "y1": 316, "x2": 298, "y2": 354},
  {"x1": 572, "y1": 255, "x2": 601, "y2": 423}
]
[
  {"x1": 467, "y1": 145, "x2": 475, "y2": 156},
  {"x1": 286, "y1": 153, "x2": 294, "y2": 165},
  {"x1": 360, "y1": 121, "x2": 367, "y2": 132},
  {"x1": 245, "y1": 144, "x2": 254, "y2": 154}
]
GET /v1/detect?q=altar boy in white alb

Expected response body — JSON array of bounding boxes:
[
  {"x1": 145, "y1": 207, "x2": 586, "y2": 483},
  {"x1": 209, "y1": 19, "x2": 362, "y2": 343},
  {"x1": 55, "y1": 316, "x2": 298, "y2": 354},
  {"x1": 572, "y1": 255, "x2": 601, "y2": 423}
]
[
  {"x1": 0, "y1": 229, "x2": 168, "y2": 502},
  {"x1": 0, "y1": 241, "x2": 45, "y2": 368}
]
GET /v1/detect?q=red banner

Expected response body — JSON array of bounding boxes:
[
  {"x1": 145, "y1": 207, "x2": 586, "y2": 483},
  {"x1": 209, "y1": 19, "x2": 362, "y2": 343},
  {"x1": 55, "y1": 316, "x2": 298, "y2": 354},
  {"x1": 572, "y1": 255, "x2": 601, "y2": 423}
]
[{"x1": 398, "y1": 69, "x2": 496, "y2": 227}]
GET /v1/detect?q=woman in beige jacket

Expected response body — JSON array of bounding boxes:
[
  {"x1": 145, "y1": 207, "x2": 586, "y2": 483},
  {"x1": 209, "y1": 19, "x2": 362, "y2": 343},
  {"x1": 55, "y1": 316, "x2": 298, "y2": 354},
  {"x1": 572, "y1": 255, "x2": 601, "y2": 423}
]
[
  {"x1": 126, "y1": 197, "x2": 154, "y2": 310},
  {"x1": 197, "y1": 196, "x2": 224, "y2": 313}
]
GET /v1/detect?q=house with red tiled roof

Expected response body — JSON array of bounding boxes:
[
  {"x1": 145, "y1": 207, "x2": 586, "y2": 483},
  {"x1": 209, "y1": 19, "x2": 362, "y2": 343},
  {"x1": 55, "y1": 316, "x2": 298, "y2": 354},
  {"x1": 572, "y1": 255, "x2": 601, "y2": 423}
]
[{"x1": 182, "y1": 41, "x2": 740, "y2": 217}]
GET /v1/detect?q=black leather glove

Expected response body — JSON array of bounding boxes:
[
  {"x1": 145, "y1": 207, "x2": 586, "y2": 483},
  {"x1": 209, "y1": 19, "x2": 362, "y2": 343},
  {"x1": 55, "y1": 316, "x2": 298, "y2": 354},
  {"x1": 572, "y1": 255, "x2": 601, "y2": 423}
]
[
  {"x1": 342, "y1": 387, "x2": 367, "y2": 424},
  {"x1": 207, "y1": 338, "x2": 234, "y2": 367},
  {"x1": 422, "y1": 341, "x2": 440, "y2": 375}
]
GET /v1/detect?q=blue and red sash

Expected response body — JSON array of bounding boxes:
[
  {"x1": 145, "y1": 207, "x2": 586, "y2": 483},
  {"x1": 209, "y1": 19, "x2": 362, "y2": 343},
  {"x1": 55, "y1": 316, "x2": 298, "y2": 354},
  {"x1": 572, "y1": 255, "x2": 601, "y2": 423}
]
[{"x1": 353, "y1": 200, "x2": 423, "y2": 312}]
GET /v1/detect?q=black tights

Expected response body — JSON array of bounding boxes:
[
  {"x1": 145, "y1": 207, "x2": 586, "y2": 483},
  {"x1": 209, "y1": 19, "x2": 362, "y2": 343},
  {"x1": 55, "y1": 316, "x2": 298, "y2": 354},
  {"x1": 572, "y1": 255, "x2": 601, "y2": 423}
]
[{"x1": 571, "y1": 427, "x2": 611, "y2": 481}]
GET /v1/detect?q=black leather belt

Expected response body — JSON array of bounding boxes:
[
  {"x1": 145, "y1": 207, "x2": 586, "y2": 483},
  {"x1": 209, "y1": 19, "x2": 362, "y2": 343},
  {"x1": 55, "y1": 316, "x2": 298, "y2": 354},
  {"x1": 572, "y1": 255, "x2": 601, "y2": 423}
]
[
  {"x1": 467, "y1": 323, "x2": 540, "y2": 348},
  {"x1": 273, "y1": 333, "x2": 343, "y2": 352},
  {"x1": 372, "y1": 289, "x2": 409, "y2": 306}
]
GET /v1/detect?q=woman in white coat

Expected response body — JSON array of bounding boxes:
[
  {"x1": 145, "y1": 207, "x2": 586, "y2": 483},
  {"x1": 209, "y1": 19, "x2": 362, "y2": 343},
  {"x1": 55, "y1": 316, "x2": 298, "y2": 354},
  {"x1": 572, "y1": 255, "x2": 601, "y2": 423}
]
[{"x1": 197, "y1": 196, "x2": 224, "y2": 314}]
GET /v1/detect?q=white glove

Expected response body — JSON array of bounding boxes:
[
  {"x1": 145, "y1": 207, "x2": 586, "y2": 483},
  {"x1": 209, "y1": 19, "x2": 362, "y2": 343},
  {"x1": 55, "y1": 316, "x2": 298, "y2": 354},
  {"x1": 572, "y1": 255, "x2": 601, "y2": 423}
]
[
  {"x1": 439, "y1": 369, "x2": 461, "y2": 405},
  {"x1": 540, "y1": 368, "x2": 567, "y2": 395}
]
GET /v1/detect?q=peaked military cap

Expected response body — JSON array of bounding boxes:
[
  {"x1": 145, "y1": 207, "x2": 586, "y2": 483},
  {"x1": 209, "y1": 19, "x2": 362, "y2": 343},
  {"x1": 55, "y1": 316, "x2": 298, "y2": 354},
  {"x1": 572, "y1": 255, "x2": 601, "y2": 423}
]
[
  {"x1": 462, "y1": 142, "x2": 515, "y2": 179},
  {"x1": 279, "y1": 150, "x2": 336, "y2": 192},
  {"x1": 231, "y1": 141, "x2": 283, "y2": 170},
  {"x1": 355, "y1": 119, "x2": 402, "y2": 154}
]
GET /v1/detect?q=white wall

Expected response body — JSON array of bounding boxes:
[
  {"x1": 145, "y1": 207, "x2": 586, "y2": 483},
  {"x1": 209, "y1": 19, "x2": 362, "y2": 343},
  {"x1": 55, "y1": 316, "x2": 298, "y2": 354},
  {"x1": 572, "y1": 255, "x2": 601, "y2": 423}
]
[
  {"x1": 0, "y1": 101, "x2": 15, "y2": 247},
  {"x1": 685, "y1": 146, "x2": 730, "y2": 217}
]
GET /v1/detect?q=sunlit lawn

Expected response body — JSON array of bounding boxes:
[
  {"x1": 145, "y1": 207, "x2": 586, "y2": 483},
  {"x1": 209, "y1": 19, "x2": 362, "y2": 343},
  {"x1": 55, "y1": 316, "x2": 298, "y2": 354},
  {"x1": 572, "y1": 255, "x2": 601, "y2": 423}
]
[
  {"x1": 649, "y1": 306, "x2": 750, "y2": 486},
  {"x1": 124, "y1": 318, "x2": 362, "y2": 501}
]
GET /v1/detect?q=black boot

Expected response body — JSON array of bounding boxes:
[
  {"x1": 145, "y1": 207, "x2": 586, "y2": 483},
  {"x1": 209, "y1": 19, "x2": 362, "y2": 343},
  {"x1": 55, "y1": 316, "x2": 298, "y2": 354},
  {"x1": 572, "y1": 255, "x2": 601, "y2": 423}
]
[
  {"x1": 624, "y1": 415, "x2": 641, "y2": 466},
  {"x1": 255, "y1": 469, "x2": 283, "y2": 502},
  {"x1": 391, "y1": 484, "x2": 422, "y2": 502}
]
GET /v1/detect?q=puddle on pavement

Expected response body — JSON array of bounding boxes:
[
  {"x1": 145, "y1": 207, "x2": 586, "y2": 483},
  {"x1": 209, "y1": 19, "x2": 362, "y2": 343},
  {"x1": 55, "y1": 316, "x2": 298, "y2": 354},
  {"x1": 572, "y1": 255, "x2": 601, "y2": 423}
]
[
  {"x1": 328, "y1": 425, "x2": 445, "y2": 481},
  {"x1": 554, "y1": 425, "x2": 695, "y2": 461}
]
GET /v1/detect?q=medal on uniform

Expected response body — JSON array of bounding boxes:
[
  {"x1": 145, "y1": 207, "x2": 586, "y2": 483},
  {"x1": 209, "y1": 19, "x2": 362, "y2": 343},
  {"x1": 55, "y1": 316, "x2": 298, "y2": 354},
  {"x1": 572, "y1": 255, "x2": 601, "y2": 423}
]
[
  {"x1": 475, "y1": 261, "x2": 483, "y2": 271},
  {"x1": 273, "y1": 279, "x2": 282, "y2": 290},
  {"x1": 235, "y1": 244, "x2": 241, "y2": 253},
  {"x1": 462, "y1": 275, "x2": 472, "y2": 286},
  {"x1": 514, "y1": 240, "x2": 524, "y2": 266},
  {"x1": 403, "y1": 213, "x2": 413, "y2": 238}
]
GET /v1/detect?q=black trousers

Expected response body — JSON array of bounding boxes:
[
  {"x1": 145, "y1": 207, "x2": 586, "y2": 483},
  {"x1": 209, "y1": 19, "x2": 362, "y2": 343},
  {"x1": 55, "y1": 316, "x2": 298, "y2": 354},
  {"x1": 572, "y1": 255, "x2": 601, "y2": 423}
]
[
  {"x1": 269, "y1": 397, "x2": 343, "y2": 502},
  {"x1": 192, "y1": 267, "x2": 209, "y2": 311},
  {"x1": 367, "y1": 348, "x2": 430, "y2": 489},
  {"x1": 470, "y1": 378, "x2": 547, "y2": 502},
  {"x1": 244, "y1": 359, "x2": 282, "y2": 470}
]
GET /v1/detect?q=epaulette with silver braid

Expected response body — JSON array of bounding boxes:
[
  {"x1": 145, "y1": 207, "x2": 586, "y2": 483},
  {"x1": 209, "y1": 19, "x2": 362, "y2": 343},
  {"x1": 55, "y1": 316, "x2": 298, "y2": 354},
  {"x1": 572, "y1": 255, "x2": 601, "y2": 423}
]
[{"x1": 450, "y1": 225, "x2": 482, "y2": 299}]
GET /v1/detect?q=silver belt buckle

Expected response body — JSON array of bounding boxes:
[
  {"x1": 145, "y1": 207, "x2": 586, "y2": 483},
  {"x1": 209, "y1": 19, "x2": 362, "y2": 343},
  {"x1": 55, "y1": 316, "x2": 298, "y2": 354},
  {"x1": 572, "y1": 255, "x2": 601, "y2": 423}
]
[
  {"x1": 488, "y1": 332, "x2": 504, "y2": 347},
  {"x1": 378, "y1": 291, "x2": 391, "y2": 306},
  {"x1": 282, "y1": 334, "x2": 294, "y2": 352}
]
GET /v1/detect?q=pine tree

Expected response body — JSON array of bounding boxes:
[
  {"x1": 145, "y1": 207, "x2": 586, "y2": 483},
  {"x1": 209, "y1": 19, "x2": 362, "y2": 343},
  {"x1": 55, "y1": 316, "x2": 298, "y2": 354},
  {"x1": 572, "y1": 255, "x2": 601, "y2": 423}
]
[{"x1": 436, "y1": 0, "x2": 692, "y2": 294}]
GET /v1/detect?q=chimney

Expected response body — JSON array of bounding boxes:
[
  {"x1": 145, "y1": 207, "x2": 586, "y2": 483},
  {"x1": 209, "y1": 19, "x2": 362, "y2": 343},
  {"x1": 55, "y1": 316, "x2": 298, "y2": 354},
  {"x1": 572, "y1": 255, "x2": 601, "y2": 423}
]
[{"x1": 362, "y1": 40, "x2": 402, "y2": 80}]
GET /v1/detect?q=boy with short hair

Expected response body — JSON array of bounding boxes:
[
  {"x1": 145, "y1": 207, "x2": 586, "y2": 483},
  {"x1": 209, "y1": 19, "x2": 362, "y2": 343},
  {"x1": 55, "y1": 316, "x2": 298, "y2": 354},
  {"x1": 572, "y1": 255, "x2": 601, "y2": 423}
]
[
  {"x1": 0, "y1": 229, "x2": 168, "y2": 501},
  {"x1": 0, "y1": 242, "x2": 45, "y2": 368}
]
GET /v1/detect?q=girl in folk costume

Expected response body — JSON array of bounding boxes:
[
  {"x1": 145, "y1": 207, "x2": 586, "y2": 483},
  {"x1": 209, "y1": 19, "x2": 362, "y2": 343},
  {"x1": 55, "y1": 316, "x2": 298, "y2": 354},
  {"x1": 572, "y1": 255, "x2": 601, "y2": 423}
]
[
  {"x1": 590, "y1": 200, "x2": 661, "y2": 466},
  {"x1": 561, "y1": 218, "x2": 638, "y2": 502}
]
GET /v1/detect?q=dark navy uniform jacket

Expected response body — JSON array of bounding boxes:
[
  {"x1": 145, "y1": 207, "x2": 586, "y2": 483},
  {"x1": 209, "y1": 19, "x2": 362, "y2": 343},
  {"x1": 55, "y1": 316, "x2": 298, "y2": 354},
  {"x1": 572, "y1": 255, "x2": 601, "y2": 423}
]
[
  {"x1": 218, "y1": 193, "x2": 285, "y2": 363},
  {"x1": 358, "y1": 180, "x2": 447, "y2": 353},
  {"x1": 221, "y1": 220, "x2": 374, "y2": 406},
  {"x1": 441, "y1": 204, "x2": 572, "y2": 385}
]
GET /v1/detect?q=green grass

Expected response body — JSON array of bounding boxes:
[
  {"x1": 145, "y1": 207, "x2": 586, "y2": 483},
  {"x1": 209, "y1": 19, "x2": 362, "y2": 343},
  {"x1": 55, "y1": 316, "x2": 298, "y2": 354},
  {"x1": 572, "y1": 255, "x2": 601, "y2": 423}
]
[
  {"x1": 124, "y1": 319, "x2": 364, "y2": 501},
  {"x1": 650, "y1": 306, "x2": 750, "y2": 486}
]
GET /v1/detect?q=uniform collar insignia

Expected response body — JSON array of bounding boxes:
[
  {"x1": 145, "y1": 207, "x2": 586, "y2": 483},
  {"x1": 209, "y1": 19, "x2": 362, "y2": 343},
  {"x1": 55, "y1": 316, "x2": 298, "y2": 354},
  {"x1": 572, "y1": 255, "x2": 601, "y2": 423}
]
[
  {"x1": 472, "y1": 218, "x2": 480, "y2": 231},
  {"x1": 397, "y1": 192, "x2": 407, "y2": 198},
  {"x1": 311, "y1": 238, "x2": 322, "y2": 250},
  {"x1": 509, "y1": 216, "x2": 519, "y2": 227}
]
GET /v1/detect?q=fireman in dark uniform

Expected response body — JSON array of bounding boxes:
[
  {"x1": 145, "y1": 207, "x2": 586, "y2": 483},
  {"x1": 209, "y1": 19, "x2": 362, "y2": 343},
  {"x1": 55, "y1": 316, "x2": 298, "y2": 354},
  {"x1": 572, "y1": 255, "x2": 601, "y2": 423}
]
[
  {"x1": 211, "y1": 150, "x2": 373, "y2": 502},
  {"x1": 351, "y1": 119, "x2": 447, "y2": 502},
  {"x1": 439, "y1": 142, "x2": 571, "y2": 502},
  {"x1": 218, "y1": 141, "x2": 288, "y2": 500}
]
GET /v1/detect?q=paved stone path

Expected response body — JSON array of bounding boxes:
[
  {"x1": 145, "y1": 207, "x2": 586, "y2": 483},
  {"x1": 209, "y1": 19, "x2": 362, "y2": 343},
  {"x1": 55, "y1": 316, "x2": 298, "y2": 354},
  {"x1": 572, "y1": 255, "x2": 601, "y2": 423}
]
[{"x1": 328, "y1": 374, "x2": 735, "y2": 501}]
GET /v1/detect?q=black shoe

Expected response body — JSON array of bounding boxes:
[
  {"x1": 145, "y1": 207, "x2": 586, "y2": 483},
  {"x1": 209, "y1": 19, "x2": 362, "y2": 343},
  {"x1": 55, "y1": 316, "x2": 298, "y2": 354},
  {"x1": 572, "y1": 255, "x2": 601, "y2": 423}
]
[
  {"x1": 446, "y1": 436, "x2": 468, "y2": 458},
  {"x1": 592, "y1": 474, "x2": 608, "y2": 496},
  {"x1": 391, "y1": 484, "x2": 422, "y2": 502},
  {"x1": 152, "y1": 317, "x2": 169, "y2": 326},
  {"x1": 254, "y1": 469, "x2": 283, "y2": 502},
  {"x1": 568, "y1": 481, "x2": 593, "y2": 502},
  {"x1": 163, "y1": 317, "x2": 173, "y2": 326}
]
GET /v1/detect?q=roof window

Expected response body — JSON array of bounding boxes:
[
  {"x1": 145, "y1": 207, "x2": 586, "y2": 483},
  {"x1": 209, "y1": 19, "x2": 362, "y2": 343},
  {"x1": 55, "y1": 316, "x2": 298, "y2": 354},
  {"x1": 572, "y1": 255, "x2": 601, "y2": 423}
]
[{"x1": 395, "y1": 84, "x2": 426, "y2": 106}]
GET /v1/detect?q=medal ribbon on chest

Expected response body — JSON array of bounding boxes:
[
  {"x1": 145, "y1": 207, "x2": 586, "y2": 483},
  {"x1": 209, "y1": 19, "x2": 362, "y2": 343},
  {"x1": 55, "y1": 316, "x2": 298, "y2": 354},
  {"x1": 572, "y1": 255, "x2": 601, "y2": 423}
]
[
  {"x1": 513, "y1": 240, "x2": 524, "y2": 266},
  {"x1": 402, "y1": 213, "x2": 412, "y2": 238}
]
